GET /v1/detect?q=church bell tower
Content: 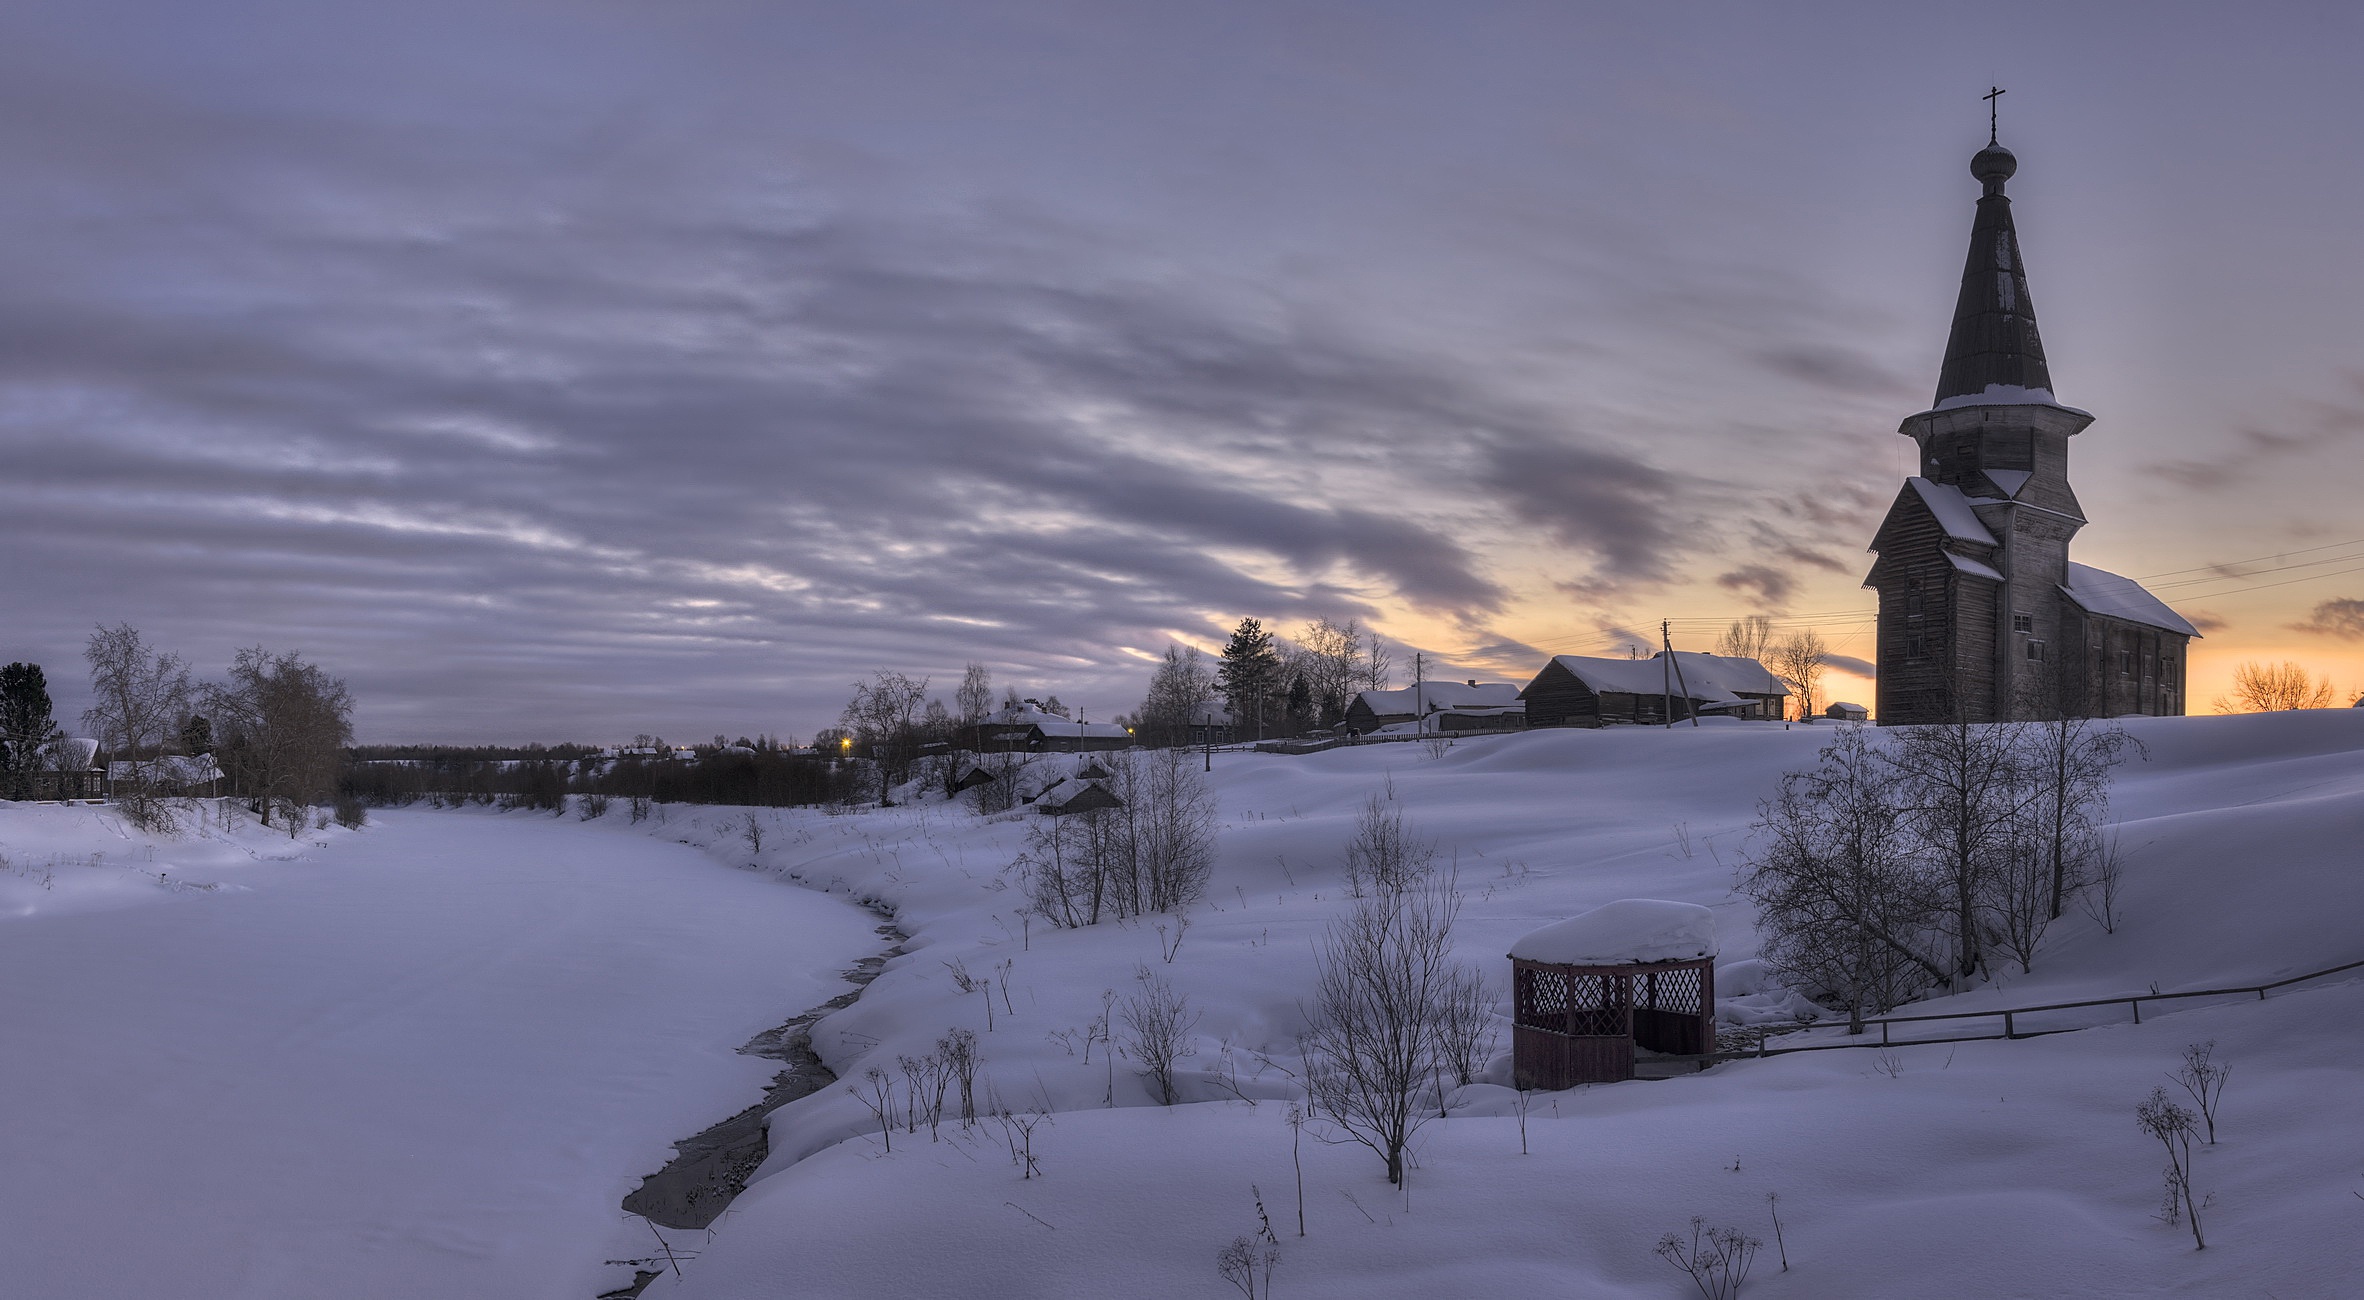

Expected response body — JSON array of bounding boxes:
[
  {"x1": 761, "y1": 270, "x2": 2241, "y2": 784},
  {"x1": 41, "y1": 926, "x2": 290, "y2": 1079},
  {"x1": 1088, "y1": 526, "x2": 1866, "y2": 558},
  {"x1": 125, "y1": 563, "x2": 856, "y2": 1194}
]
[{"x1": 1866, "y1": 119, "x2": 2197, "y2": 724}]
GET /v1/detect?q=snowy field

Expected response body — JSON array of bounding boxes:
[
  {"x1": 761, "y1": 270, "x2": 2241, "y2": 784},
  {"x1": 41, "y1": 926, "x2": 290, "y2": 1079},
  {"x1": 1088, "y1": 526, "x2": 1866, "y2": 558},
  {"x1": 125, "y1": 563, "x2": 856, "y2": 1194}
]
[
  {"x1": 7, "y1": 711, "x2": 2363, "y2": 1298},
  {"x1": 622, "y1": 711, "x2": 2364, "y2": 1299},
  {"x1": 0, "y1": 806, "x2": 882, "y2": 1299}
]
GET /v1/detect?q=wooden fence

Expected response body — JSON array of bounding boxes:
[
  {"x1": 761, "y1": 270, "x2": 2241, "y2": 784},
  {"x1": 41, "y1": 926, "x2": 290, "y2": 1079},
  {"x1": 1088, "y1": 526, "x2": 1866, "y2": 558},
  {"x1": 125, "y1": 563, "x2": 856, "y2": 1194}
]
[{"x1": 1662, "y1": 955, "x2": 2364, "y2": 1068}]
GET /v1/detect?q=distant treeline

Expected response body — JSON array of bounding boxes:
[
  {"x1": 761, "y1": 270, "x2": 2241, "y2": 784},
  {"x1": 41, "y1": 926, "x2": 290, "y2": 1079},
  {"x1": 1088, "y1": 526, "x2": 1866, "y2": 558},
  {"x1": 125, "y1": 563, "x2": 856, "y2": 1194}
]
[
  {"x1": 342, "y1": 750, "x2": 867, "y2": 810},
  {"x1": 348, "y1": 742, "x2": 603, "y2": 763}
]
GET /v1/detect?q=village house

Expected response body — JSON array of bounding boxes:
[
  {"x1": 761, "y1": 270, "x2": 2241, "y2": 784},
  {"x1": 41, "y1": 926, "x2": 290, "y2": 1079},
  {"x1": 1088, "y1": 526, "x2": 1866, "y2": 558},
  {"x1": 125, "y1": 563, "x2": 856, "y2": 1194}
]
[
  {"x1": 1339, "y1": 681, "x2": 1525, "y2": 736},
  {"x1": 964, "y1": 703, "x2": 1135, "y2": 754},
  {"x1": 1519, "y1": 652, "x2": 1787, "y2": 727}
]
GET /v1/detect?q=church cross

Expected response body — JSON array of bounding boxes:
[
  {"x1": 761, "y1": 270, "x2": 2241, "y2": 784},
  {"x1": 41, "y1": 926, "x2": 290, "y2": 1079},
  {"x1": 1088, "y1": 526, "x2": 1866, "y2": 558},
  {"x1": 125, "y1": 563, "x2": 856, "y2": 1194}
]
[{"x1": 1983, "y1": 85, "x2": 2006, "y2": 146}]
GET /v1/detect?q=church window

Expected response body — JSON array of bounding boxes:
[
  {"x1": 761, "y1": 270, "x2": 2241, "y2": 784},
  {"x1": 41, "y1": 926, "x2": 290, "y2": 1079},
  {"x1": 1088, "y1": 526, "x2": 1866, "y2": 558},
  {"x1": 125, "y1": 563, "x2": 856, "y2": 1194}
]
[
  {"x1": 1906, "y1": 592, "x2": 1925, "y2": 616},
  {"x1": 2119, "y1": 650, "x2": 2135, "y2": 677},
  {"x1": 1906, "y1": 634, "x2": 1927, "y2": 659},
  {"x1": 2012, "y1": 613, "x2": 2032, "y2": 633},
  {"x1": 2025, "y1": 640, "x2": 2046, "y2": 661}
]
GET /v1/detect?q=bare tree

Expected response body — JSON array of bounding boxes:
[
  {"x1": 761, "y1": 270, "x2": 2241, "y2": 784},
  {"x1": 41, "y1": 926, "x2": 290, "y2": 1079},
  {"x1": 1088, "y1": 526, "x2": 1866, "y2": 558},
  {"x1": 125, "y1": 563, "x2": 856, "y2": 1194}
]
[
  {"x1": 1121, "y1": 965, "x2": 1200, "y2": 1105},
  {"x1": 1302, "y1": 873, "x2": 1476, "y2": 1185},
  {"x1": 1020, "y1": 752, "x2": 1217, "y2": 925},
  {"x1": 82, "y1": 624, "x2": 193, "y2": 828},
  {"x1": 2213, "y1": 660, "x2": 2335, "y2": 713},
  {"x1": 2025, "y1": 715, "x2": 2137, "y2": 920},
  {"x1": 1136, "y1": 748, "x2": 1217, "y2": 912},
  {"x1": 1342, "y1": 788, "x2": 1434, "y2": 899},
  {"x1": 955, "y1": 663, "x2": 995, "y2": 731},
  {"x1": 207, "y1": 648, "x2": 356, "y2": 833},
  {"x1": 1743, "y1": 727, "x2": 1950, "y2": 1030},
  {"x1": 1133, "y1": 645, "x2": 1218, "y2": 748},
  {"x1": 1714, "y1": 615, "x2": 1776, "y2": 663},
  {"x1": 840, "y1": 671, "x2": 931, "y2": 789},
  {"x1": 1890, "y1": 710, "x2": 2026, "y2": 983},
  {"x1": 1768, "y1": 630, "x2": 1829, "y2": 721}
]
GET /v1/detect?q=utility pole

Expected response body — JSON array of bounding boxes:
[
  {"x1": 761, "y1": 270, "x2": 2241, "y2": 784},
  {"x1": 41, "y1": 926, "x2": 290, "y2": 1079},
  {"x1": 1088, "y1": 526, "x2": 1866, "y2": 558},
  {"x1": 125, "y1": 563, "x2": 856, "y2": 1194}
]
[
  {"x1": 1413, "y1": 652, "x2": 1427, "y2": 734},
  {"x1": 1660, "y1": 631, "x2": 1673, "y2": 729},
  {"x1": 1662, "y1": 620, "x2": 1699, "y2": 728}
]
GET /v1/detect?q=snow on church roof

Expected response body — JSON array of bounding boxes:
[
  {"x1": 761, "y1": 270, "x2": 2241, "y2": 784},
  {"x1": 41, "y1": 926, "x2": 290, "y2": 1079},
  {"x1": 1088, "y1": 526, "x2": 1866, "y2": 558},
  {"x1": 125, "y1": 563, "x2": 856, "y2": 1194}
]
[
  {"x1": 1928, "y1": 384, "x2": 2094, "y2": 418},
  {"x1": 2061, "y1": 563, "x2": 2200, "y2": 637},
  {"x1": 1907, "y1": 478, "x2": 1997, "y2": 545},
  {"x1": 1947, "y1": 552, "x2": 2006, "y2": 582},
  {"x1": 1510, "y1": 899, "x2": 1717, "y2": 966}
]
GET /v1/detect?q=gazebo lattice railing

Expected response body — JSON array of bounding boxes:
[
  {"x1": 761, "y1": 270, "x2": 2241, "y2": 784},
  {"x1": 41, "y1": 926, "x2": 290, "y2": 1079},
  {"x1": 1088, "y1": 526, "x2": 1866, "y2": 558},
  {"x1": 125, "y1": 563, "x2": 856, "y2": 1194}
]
[{"x1": 1511, "y1": 956, "x2": 1715, "y2": 1088}]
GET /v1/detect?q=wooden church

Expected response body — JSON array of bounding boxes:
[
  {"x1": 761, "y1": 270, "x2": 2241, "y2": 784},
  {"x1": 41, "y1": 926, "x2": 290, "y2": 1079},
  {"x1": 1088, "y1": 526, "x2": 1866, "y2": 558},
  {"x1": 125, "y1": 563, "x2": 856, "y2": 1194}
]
[{"x1": 1867, "y1": 130, "x2": 2198, "y2": 724}]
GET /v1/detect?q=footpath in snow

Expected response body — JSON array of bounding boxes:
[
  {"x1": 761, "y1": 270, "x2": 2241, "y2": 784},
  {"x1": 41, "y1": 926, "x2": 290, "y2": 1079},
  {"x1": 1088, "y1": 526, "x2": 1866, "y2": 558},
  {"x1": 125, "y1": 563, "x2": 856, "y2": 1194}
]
[{"x1": 0, "y1": 805, "x2": 881, "y2": 1300}]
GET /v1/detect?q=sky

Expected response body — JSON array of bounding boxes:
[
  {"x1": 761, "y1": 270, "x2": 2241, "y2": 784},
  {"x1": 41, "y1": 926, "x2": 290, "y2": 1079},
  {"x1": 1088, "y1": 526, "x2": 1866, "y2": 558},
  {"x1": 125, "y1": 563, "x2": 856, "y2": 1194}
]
[{"x1": 2, "y1": 1, "x2": 2361, "y2": 743}]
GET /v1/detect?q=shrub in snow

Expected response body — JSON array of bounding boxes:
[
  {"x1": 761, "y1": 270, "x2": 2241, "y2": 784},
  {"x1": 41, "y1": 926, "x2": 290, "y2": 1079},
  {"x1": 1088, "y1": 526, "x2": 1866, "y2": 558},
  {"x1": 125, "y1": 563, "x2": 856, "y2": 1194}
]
[
  {"x1": 1215, "y1": 1188, "x2": 1282, "y2": 1299},
  {"x1": 333, "y1": 794, "x2": 367, "y2": 830},
  {"x1": 2137, "y1": 1086, "x2": 2207, "y2": 1249},
  {"x1": 2172, "y1": 1041, "x2": 2230, "y2": 1145},
  {"x1": 1341, "y1": 788, "x2": 1433, "y2": 899},
  {"x1": 1121, "y1": 966, "x2": 1200, "y2": 1106},
  {"x1": 1653, "y1": 1216, "x2": 1760, "y2": 1299}
]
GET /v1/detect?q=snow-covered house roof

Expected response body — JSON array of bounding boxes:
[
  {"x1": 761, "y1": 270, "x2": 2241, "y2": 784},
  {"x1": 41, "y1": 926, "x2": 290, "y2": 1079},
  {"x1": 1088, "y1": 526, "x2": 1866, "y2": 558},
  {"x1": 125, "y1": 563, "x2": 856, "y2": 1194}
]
[
  {"x1": 1509, "y1": 900, "x2": 1717, "y2": 966},
  {"x1": 1350, "y1": 681, "x2": 1522, "y2": 716},
  {"x1": 979, "y1": 706, "x2": 1132, "y2": 741},
  {"x1": 2060, "y1": 563, "x2": 2200, "y2": 637},
  {"x1": 1539, "y1": 653, "x2": 1785, "y2": 706},
  {"x1": 43, "y1": 737, "x2": 100, "y2": 770},
  {"x1": 1907, "y1": 477, "x2": 1998, "y2": 545}
]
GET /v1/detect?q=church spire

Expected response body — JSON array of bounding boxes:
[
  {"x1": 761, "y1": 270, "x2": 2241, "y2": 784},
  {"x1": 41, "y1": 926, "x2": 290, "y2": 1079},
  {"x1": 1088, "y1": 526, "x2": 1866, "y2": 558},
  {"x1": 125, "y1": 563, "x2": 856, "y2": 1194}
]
[{"x1": 1932, "y1": 136, "x2": 2054, "y2": 406}]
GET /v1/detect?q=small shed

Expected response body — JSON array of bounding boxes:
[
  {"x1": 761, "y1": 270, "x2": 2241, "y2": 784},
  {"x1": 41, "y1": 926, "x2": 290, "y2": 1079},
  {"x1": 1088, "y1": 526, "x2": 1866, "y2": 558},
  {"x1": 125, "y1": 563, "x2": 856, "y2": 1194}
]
[
  {"x1": 1510, "y1": 900, "x2": 1718, "y2": 1088},
  {"x1": 1825, "y1": 701, "x2": 1870, "y2": 722}
]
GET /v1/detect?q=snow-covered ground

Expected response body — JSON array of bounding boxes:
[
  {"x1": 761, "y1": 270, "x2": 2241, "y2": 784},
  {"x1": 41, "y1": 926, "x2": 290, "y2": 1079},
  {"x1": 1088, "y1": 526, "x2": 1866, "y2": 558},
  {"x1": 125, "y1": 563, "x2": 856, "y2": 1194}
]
[
  {"x1": 9, "y1": 711, "x2": 2362, "y2": 1298},
  {"x1": 0, "y1": 805, "x2": 881, "y2": 1299},
  {"x1": 611, "y1": 711, "x2": 2364, "y2": 1298}
]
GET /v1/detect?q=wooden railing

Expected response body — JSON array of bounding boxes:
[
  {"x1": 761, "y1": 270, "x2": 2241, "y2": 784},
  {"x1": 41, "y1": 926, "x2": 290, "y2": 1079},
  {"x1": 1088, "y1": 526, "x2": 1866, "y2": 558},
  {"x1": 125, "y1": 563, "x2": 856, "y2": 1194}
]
[{"x1": 1671, "y1": 955, "x2": 2364, "y2": 1066}]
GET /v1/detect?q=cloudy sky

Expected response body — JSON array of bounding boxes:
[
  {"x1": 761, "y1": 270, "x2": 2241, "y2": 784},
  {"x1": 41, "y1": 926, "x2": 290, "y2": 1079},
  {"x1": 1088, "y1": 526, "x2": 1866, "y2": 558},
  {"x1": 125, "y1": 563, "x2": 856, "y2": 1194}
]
[{"x1": 4, "y1": 1, "x2": 2361, "y2": 742}]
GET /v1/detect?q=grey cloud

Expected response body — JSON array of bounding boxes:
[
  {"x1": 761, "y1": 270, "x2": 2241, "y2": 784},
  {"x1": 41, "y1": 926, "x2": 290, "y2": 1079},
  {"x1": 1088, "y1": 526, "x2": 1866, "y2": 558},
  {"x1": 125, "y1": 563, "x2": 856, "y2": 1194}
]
[
  {"x1": 1715, "y1": 565, "x2": 1798, "y2": 604},
  {"x1": 2293, "y1": 599, "x2": 2364, "y2": 640}
]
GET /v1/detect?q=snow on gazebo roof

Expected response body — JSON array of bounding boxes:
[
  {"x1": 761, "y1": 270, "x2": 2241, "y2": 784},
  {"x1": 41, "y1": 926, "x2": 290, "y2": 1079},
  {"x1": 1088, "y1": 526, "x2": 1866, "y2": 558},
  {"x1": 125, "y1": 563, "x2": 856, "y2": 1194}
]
[{"x1": 1509, "y1": 899, "x2": 1717, "y2": 966}]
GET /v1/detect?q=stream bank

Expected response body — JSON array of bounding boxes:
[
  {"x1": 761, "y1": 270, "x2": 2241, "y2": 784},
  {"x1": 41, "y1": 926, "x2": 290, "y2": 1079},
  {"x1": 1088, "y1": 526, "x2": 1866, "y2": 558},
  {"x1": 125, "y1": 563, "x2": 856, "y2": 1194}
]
[{"x1": 599, "y1": 920, "x2": 905, "y2": 1299}]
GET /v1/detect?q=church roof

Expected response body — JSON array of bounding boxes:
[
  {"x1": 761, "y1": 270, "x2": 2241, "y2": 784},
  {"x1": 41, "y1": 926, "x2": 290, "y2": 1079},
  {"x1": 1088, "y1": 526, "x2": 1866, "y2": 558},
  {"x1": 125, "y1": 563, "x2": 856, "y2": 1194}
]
[
  {"x1": 1907, "y1": 477, "x2": 1998, "y2": 545},
  {"x1": 2060, "y1": 563, "x2": 2201, "y2": 637},
  {"x1": 1934, "y1": 140, "x2": 2055, "y2": 408}
]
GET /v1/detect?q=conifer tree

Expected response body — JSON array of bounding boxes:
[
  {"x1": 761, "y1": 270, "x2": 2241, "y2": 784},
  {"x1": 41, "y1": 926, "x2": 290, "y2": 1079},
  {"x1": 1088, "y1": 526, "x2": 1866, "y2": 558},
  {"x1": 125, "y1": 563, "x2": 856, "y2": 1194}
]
[
  {"x1": 0, "y1": 663, "x2": 63, "y2": 800},
  {"x1": 1218, "y1": 619, "x2": 1281, "y2": 740}
]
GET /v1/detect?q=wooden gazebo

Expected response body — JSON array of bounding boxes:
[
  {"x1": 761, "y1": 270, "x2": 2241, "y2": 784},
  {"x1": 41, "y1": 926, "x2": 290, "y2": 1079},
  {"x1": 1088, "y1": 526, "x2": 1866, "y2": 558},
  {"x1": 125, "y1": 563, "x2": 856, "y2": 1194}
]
[{"x1": 1510, "y1": 900, "x2": 1718, "y2": 1088}]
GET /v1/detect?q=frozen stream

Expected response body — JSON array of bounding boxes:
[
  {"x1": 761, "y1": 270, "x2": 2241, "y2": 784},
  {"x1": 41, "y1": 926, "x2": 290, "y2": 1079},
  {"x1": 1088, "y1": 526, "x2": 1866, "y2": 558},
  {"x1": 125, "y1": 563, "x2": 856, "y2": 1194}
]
[{"x1": 0, "y1": 807, "x2": 881, "y2": 1300}]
